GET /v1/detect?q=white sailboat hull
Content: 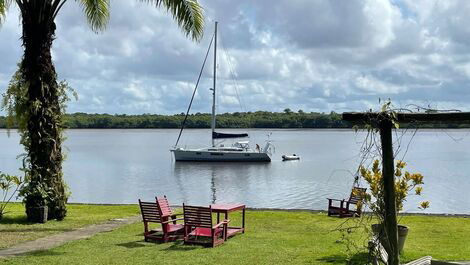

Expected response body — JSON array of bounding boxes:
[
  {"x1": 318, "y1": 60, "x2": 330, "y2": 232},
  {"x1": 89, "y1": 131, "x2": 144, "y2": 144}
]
[{"x1": 171, "y1": 149, "x2": 271, "y2": 162}]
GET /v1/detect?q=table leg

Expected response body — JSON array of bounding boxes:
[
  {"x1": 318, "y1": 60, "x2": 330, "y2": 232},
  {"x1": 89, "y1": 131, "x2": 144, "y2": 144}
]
[
  {"x1": 242, "y1": 207, "x2": 245, "y2": 233},
  {"x1": 224, "y1": 212, "x2": 228, "y2": 241}
]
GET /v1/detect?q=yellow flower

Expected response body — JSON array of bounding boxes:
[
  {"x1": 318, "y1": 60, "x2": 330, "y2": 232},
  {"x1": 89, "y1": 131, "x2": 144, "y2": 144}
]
[
  {"x1": 404, "y1": 171, "x2": 411, "y2": 181},
  {"x1": 360, "y1": 166, "x2": 367, "y2": 178},
  {"x1": 395, "y1": 168, "x2": 402, "y2": 177},
  {"x1": 360, "y1": 159, "x2": 429, "y2": 215},
  {"x1": 420, "y1": 201, "x2": 430, "y2": 209},
  {"x1": 415, "y1": 186, "x2": 423, "y2": 195},
  {"x1": 411, "y1": 173, "x2": 424, "y2": 185},
  {"x1": 396, "y1": 160, "x2": 406, "y2": 169},
  {"x1": 372, "y1": 159, "x2": 380, "y2": 173}
]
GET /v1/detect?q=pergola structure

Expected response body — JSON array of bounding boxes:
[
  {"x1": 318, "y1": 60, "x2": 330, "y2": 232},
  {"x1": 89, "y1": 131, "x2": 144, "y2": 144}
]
[{"x1": 342, "y1": 112, "x2": 470, "y2": 265}]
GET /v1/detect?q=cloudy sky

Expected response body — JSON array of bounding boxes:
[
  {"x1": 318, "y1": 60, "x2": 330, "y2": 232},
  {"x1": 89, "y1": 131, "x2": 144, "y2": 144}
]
[{"x1": 1, "y1": 0, "x2": 470, "y2": 114}]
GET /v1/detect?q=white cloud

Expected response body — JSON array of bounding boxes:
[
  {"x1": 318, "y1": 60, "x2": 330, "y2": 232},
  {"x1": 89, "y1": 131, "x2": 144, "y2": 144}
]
[
  {"x1": 354, "y1": 75, "x2": 407, "y2": 94},
  {"x1": 1, "y1": 0, "x2": 470, "y2": 115}
]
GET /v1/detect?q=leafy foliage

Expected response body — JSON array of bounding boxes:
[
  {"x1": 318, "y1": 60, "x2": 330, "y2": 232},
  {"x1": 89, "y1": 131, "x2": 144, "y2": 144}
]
[
  {"x1": 2, "y1": 111, "x2": 470, "y2": 129},
  {"x1": 0, "y1": 0, "x2": 12, "y2": 24},
  {"x1": 78, "y1": 0, "x2": 110, "y2": 32},
  {"x1": 141, "y1": 0, "x2": 204, "y2": 41},
  {"x1": 78, "y1": 0, "x2": 204, "y2": 40},
  {"x1": 0, "y1": 172, "x2": 23, "y2": 220},
  {"x1": 54, "y1": 111, "x2": 349, "y2": 129},
  {"x1": 2, "y1": 65, "x2": 74, "y2": 219},
  {"x1": 360, "y1": 159, "x2": 430, "y2": 221}
]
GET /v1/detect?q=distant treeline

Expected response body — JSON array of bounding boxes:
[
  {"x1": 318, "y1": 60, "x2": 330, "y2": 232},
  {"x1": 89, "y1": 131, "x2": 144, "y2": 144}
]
[
  {"x1": 1, "y1": 110, "x2": 469, "y2": 129},
  {"x1": 64, "y1": 110, "x2": 350, "y2": 128},
  {"x1": 0, "y1": 110, "x2": 348, "y2": 129}
]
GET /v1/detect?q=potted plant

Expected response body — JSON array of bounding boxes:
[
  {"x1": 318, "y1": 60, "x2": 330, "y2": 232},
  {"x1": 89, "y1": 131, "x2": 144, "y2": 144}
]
[
  {"x1": 0, "y1": 172, "x2": 23, "y2": 221},
  {"x1": 19, "y1": 181, "x2": 49, "y2": 223},
  {"x1": 360, "y1": 159, "x2": 429, "y2": 253}
]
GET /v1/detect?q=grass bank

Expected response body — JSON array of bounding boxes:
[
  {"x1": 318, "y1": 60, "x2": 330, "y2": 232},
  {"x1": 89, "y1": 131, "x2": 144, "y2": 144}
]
[
  {"x1": 1, "y1": 205, "x2": 470, "y2": 264},
  {"x1": 0, "y1": 203, "x2": 139, "y2": 249}
]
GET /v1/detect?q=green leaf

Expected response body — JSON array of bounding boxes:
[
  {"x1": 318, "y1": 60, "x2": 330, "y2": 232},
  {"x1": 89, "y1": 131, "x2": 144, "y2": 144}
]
[
  {"x1": 141, "y1": 0, "x2": 205, "y2": 41},
  {"x1": 77, "y1": 0, "x2": 110, "y2": 32},
  {"x1": 0, "y1": 0, "x2": 13, "y2": 25}
]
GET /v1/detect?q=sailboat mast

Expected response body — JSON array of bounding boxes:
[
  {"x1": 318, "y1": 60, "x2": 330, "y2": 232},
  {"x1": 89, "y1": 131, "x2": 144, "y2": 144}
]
[{"x1": 211, "y1": 21, "x2": 218, "y2": 147}]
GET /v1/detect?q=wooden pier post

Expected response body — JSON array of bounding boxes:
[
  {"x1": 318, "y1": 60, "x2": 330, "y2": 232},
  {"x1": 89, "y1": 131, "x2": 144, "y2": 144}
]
[{"x1": 379, "y1": 118, "x2": 399, "y2": 265}]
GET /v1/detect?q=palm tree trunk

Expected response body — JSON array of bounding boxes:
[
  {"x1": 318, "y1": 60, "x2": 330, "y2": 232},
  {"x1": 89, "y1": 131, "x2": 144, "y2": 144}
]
[{"x1": 20, "y1": 0, "x2": 67, "y2": 220}]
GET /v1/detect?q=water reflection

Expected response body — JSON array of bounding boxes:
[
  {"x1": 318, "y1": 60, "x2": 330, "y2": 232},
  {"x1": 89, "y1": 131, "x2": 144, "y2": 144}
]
[
  {"x1": 211, "y1": 170, "x2": 216, "y2": 204},
  {"x1": 173, "y1": 162, "x2": 271, "y2": 205}
]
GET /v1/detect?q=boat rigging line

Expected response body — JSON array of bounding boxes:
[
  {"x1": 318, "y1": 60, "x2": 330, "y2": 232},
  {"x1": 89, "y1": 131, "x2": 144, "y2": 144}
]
[
  {"x1": 219, "y1": 33, "x2": 247, "y2": 113},
  {"x1": 174, "y1": 33, "x2": 215, "y2": 147}
]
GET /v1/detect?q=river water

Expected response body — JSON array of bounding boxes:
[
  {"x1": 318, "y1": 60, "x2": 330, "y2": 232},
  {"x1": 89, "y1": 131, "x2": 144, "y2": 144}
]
[{"x1": 1, "y1": 128, "x2": 469, "y2": 214}]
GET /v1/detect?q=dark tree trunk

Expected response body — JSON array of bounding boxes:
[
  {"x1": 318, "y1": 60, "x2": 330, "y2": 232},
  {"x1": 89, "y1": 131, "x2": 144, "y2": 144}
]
[{"x1": 20, "y1": 0, "x2": 67, "y2": 220}]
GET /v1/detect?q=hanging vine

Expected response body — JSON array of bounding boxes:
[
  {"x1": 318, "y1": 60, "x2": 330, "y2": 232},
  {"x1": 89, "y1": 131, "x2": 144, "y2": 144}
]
[{"x1": 1, "y1": 63, "x2": 76, "y2": 220}]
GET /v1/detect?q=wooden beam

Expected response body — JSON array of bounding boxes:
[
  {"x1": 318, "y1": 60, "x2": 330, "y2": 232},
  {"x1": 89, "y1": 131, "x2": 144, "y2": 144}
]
[
  {"x1": 343, "y1": 112, "x2": 470, "y2": 123},
  {"x1": 379, "y1": 119, "x2": 399, "y2": 265}
]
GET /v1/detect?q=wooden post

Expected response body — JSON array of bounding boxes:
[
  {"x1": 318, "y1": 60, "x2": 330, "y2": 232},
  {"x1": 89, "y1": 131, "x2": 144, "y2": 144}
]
[{"x1": 379, "y1": 118, "x2": 399, "y2": 265}]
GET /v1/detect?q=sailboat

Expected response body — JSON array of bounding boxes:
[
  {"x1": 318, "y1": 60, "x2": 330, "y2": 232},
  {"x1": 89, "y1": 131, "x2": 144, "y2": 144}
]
[{"x1": 170, "y1": 22, "x2": 274, "y2": 162}]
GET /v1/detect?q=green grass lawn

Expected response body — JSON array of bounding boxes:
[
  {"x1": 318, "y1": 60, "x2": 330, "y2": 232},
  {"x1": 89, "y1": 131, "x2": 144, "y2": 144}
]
[
  {"x1": 0, "y1": 203, "x2": 139, "y2": 249},
  {"x1": 1, "y1": 206, "x2": 469, "y2": 265}
]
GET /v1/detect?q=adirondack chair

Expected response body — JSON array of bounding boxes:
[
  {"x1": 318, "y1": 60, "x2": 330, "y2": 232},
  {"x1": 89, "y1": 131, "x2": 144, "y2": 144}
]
[
  {"x1": 156, "y1": 195, "x2": 182, "y2": 223},
  {"x1": 327, "y1": 187, "x2": 366, "y2": 218},
  {"x1": 138, "y1": 199, "x2": 184, "y2": 242},
  {"x1": 183, "y1": 204, "x2": 229, "y2": 247},
  {"x1": 369, "y1": 237, "x2": 432, "y2": 265}
]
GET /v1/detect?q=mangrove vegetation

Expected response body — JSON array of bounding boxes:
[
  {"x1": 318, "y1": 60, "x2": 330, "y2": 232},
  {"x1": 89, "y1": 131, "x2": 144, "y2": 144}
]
[{"x1": 1, "y1": 110, "x2": 468, "y2": 129}]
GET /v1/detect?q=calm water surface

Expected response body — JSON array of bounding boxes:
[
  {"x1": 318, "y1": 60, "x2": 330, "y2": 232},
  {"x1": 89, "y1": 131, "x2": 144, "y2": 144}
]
[{"x1": 1, "y1": 129, "x2": 469, "y2": 214}]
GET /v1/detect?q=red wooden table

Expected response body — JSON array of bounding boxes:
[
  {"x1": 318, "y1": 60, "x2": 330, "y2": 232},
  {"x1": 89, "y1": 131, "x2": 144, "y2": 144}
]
[{"x1": 210, "y1": 203, "x2": 246, "y2": 238}]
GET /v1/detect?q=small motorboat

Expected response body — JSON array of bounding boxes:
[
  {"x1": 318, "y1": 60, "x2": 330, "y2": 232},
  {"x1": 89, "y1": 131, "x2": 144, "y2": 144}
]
[{"x1": 282, "y1": 154, "x2": 300, "y2": 161}]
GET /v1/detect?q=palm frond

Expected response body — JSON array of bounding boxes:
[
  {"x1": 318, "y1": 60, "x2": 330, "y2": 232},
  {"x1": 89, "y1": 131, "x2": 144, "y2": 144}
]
[
  {"x1": 141, "y1": 0, "x2": 204, "y2": 41},
  {"x1": 0, "y1": 0, "x2": 13, "y2": 25},
  {"x1": 77, "y1": 0, "x2": 110, "y2": 32}
]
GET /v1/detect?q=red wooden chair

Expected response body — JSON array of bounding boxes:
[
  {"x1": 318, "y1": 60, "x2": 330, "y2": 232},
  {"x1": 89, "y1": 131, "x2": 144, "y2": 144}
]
[
  {"x1": 156, "y1": 195, "x2": 182, "y2": 222},
  {"x1": 327, "y1": 187, "x2": 366, "y2": 218},
  {"x1": 183, "y1": 204, "x2": 229, "y2": 247},
  {"x1": 138, "y1": 199, "x2": 183, "y2": 242}
]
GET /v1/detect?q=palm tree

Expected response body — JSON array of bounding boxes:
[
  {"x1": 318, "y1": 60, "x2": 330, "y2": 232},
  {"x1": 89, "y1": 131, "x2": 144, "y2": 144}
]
[{"x1": 0, "y1": 0, "x2": 204, "y2": 221}]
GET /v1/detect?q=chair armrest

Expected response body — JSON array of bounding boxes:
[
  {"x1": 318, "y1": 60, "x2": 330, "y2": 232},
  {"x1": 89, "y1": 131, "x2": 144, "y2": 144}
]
[
  {"x1": 171, "y1": 213, "x2": 183, "y2": 217},
  {"x1": 161, "y1": 218, "x2": 184, "y2": 224},
  {"x1": 213, "y1": 219, "x2": 230, "y2": 229},
  {"x1": 170, "y1": 214, "x2": 183, "y2": 221}
]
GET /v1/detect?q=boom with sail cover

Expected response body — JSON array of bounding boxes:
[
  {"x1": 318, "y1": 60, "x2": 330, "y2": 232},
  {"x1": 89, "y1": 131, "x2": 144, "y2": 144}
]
[{"x1": 212, "y1": 132, "x2": 248, "y2": 139}]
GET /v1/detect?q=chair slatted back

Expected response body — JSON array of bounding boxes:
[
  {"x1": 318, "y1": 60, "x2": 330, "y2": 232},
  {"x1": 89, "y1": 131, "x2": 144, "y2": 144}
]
[
  {"x1": 370, "y1": 238, "x2": 389, "y2": 265},
  {"x1": 138, "y1": 200, "x2": 162, "y2": 223},
  {"x1": 349, "y1": 187, "x2": 366, "y2": 203},
  {"x1": 156, "y1": 196, "x2": 173, "y2": 217},
  {"x1": 377, "y1": 242, "x2": 389, "y2": 264},
  {"x1": 183, "y1": 204, "x2": 213, "y2": 228}
]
